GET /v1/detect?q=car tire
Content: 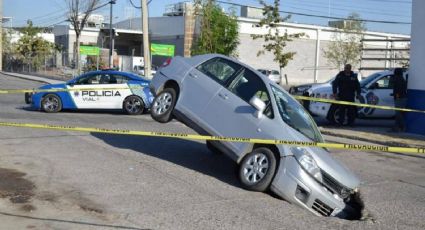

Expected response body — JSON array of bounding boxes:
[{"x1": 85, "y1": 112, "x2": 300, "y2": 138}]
[
  {"x1": 150, "y1": 88, "x2": 176, "y2": 123},
  {"x1": 123, "y1": 96, "x2": 144, "y2": 115},
  {"x1": 206, "y1": 141, "x2": 222, "y2": 154},
  {"x1": 239, "y1": 147, "x2": 277, "y2": 192},
  {"x1": 41, "y1": 94, "x2": 62, "y2": 113},
  {"x1": 327, "y1": 105, "x2": 338, "y2": 124}
]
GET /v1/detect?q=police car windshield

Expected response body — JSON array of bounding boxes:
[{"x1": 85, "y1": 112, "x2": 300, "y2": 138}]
[
  {"x1": 271, "y1": 85, "x2": 323, "y2": 142},
  {"x1": 360, "y1": 73, "x2": 381, "y2": 88}
]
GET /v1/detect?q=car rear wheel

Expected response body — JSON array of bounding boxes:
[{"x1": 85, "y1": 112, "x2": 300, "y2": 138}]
[
  {"x1": 328, "y1": 105, "x2": 350, "y2": 126},
  {"x1": 239, "y1": 147, "x2": 277, "y2": 192},
  {"x1": 41, "y1": 94, "x2": 62, "y2": 113},
  {"x1": 124, "y1": 96, "x2": 144, "y2": 115},
  {"x1": 151, "y1": 88, "x2": 176, "y2": 123}
]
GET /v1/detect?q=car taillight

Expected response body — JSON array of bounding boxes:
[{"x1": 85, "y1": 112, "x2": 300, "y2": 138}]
[{"x1": 162, "y1": 58, "x2": 172, "y2": 67}]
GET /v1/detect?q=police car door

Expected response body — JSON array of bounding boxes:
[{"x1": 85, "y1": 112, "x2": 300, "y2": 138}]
[
  {"x1": 365, "y1": 74, "x2": 395, "y2": 117},
  {"x1": 69, "y1": 73, "x2": 125, "y2": 109},
  {"x1": 101, "y1": 74, "x2": 132, "y2": 109}
]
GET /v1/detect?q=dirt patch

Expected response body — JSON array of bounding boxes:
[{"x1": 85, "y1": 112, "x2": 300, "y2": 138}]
[
  {"x1": 20, "y1": 204, "x2": 37, "y2": 212},
  {"x1": 79, "y1": 204, "x2": 104, "y2": 214},
  {"x1": 0, "y1": 168, "x2": 35, "y2": 204}
]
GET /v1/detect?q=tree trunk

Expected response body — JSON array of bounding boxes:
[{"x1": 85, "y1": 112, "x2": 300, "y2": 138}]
[{"x1": 280, "y1": 67, "x2": 288, "y2": 85}]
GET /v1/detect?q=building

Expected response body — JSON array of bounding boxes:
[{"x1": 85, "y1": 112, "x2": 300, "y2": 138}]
[{"x1": 53, "y1": 3, "x2": 410, "y2": 83}]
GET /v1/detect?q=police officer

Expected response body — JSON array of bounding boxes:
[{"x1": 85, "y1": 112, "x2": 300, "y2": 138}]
[
  {"x1": 389, "y1": 68, "x2": 407, "y2": 132},
  {"x1": 332, "y1": 64, "x2": 361, "y2": 125}
]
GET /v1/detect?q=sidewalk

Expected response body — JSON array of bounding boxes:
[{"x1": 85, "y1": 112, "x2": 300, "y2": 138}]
[
  {"x1": 320, "y1": 126, "x2": 425, "y2": 149},
  {"x1": 1, "y1": 71, "x2": 65, "y2": 84}
]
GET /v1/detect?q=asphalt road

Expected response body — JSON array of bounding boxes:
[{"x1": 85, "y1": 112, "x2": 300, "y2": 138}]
[{"x1": 0, "y1": 73, "x2": 424, "y2": 230}]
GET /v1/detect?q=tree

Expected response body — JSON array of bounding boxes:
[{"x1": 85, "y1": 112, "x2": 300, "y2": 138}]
[
  {"x1": 191, "y1": 0, "x2": 239, "y2": 56},
  {"x1": 65, "y1": 0, "x2": 100, "y2": 73},
  {"x1": 252, "y1": 0, "x2": 303, "y2": 85},
  {"x1": 15, "y1": 21, "x2": 57, "y2": 71},
  {"x1": 324, "y1": 13, "x2": 365, "y2": 70}
]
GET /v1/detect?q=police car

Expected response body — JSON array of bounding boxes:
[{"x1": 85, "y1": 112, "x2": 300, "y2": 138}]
[
  {"x1": 307, "y1": 69, "x2": 408, "y2": 124},
  {"x1": 25, "y1": 70, "x2": 154, "y2": 115}
]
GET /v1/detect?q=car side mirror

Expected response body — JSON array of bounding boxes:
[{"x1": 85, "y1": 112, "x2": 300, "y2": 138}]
[{"x1": 249, "y1": 96, "x2": 266, "y2": 119}]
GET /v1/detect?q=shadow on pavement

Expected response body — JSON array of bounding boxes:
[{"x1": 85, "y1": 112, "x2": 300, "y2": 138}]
[
  {"x1": 91, "y1": 133, "x2": 241, "y2": 188},
  {"x1": 0, "y1": 211, "x2": 146, "y2": 230}
]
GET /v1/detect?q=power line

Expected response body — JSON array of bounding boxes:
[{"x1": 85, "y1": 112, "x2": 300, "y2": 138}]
[{"x1": 216, "y1": 0, "x2": 411, "y2": 25}]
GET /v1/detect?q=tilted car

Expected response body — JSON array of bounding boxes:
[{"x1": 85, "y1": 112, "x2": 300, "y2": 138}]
[
  {"x1": 307, "y1": 69, "x2": 408, "y2": 125},
  {"x1": 149, "y1": 54, "x2": 361, "y2": 218},
  {"x1": 25, "y1": 70, "x2": 154, "y2": 115}
]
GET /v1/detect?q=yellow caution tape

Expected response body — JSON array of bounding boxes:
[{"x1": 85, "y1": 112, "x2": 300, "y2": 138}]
[
  {"x1": 0, "y1": 121, "x2": 424, "y2": 155},
  {"x1": 294, "y1": 95, "x2": 425, "y2": 114},
  {"x1": 1, "y1": 86, "x2": 424, "y2": 114}
]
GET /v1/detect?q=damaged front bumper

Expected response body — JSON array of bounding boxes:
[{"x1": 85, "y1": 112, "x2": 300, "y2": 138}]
[{"x1": 271, "y1": 156, "x2": 361, "y2": 218}]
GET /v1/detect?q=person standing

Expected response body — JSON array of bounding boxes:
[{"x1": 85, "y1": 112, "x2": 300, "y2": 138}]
[
  {"x1": 389, "y1": 68, "x2": 408, "y2": 132},
  {"x1": 332, "y1": 64, "x2": 361, "y2": 125}
]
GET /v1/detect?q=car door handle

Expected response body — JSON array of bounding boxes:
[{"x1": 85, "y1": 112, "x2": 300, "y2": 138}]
[
  {"x1": 218, "y1": 93, "x2": 228, "y2": 100},
  {"x1": 189, "y1": 73, "x2": 198, "y2": 79}
]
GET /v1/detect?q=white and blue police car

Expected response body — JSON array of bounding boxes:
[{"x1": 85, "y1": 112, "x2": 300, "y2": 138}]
[{"x1": 25, "y1": 70, "x2": 154, "y2": 115}]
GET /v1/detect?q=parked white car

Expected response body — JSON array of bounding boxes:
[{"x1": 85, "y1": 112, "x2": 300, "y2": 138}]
[
  {"x1": 307, "y1": 70, "x2": 408, "y2": 124},
  {"x1": 258, "y1": 69, "x2": 281, "y2": 84}
]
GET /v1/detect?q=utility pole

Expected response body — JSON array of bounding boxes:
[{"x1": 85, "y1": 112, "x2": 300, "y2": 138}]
[
  {"x1": 141, "y1": 0, "x2": 151, "y2": 78},
  {"x1": 0, "y1": 0, "x2": 3, "y2": 71},
  {"x1": 109, "y1": 0, "x2": 116, "y2": 68}
]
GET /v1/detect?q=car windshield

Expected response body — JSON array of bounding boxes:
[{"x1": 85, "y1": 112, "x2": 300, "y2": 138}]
[
  {"x1": 360, "y1": 73, "x2": 382, "y2": 88},
  {"x1": 271, "y1": 85, "x2": 323, "y2": 142}
]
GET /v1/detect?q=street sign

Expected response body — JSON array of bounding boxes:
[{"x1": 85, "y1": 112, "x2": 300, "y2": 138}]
[
  {"x1": 151, "y1": 43, "x2": 175, "y2": 57},
  {"x1": 80, "y1": 45, "x2": 100, "y2": 56}
]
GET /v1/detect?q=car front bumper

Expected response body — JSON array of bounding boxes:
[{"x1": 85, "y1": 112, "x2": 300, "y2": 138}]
[{"x1": 271, "y1": 156, "x2": 351, "y2": 217}]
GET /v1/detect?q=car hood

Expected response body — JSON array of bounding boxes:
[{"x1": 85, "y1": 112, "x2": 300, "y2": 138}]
[
  {"x1": 286, "y1": 127, "x2": 360, "y2": 189},
  {"x1": 307, "y1": 83, "x2": 332, "y2": 95}
]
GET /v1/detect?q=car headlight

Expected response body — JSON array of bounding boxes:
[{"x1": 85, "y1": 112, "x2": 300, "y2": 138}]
[{"x1": 291, "y1": 147, "x2": 323, "y2": 182}]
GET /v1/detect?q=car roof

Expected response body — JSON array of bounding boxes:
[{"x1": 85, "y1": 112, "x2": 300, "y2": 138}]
[{"x1": 77, "y1": 70, "x2": 148, "y2": 81}]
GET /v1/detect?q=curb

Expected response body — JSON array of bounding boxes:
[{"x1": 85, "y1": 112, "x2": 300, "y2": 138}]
[
  {"x1": 320, "y1": 129, "x2": 425, "y2": 149},
  {"x1": 1, "y1": 72, "x2": 65, "y2": 84}
]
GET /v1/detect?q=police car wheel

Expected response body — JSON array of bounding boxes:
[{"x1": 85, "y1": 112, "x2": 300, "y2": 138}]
[
  {"x1": 41, "y1": 94, "x2": 62, "y2": 113},
  {"x1": 239, "y1": 148, "x2": 277, "y2": 192},
  {"x1": 123, "y1": 96, "x2": 144, "y2": 115},
  {"x1": 151, "y1": 88, "x2": 176, "y2": 123}
]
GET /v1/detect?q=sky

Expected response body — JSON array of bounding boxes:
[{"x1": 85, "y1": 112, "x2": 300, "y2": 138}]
[{"x1": 4, "y1": 0, "x2": 412, "y2": 35}]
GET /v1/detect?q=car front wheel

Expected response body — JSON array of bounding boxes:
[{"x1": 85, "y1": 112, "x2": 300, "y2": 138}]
[
  {"x1": 239, "y1": 147, "x2": 277, "y2": 192},
  {"x1": 124, "y1": 96, "x2": 144, "y2": 115},
  {"x1": 41, "y1": 94, "x2": 62, "y2": 113},
  {"x1": 150, "y1": 88, "x2": 176, "y2": 123}
]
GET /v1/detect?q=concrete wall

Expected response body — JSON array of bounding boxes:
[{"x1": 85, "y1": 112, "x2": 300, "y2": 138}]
[{"x1": 406, "y1": 0, "x2": 425, "y2": 135}]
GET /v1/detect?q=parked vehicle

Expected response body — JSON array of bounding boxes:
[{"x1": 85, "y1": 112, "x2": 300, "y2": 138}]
[
  {"x1": 25, "y1": 70, "x2": 153, "y2": 115},
  {"x1": 258, "y1": 69, "x2": 281, "y2": 84},
  {"x1": 289, "y1": 77, "x2": 336, "y2": 96},
  {"x1": 307, "y1": 69, "x2": 408, "y2": 124},
  {"x1": 149, "y1": 54, "x2": 361, "y2": 218},
  {"x1": 133, "y1": 65, "x2": 157, "y2": 76}
]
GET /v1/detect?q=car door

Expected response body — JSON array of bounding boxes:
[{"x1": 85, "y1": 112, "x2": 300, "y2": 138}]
[
  {"x1": 365, "y1": 74, "x2": 395, "y2": 117},
  {"x1": 100, "y1": 74, "x2": 132, "y2": 109},
  {"x1": 178, "y1": 57, "x2": 242, "y2": 122},
  {"x1": 202, "y1": 67, "x2": 274, "y2": 157},
  {"x1": 69, "y1": 73, "x2": 128, "y2": 109}
]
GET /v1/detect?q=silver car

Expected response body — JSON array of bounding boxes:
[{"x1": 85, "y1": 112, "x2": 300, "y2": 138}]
[{"x1": 149, "y1": 54, "x2": 361, "y2": 218}]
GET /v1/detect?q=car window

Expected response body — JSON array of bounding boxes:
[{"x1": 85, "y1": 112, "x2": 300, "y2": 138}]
[
  {"x1": 375, "y1": 75, "x2": 392, "y2": 89},
  {"x1": 196, "y1": 58, "x2": 242, "y2": 85},
  {"x1": 113, "y1": 75, "x2": 130, "y2": 84},
  {"x1": 76, "y1": 74, "x2": 102, "y2": 85},
  {"x1": 228, "y1": 68, "x2": 273, "y2": 118},
  {"x1": 271, "y1": 70, "x2": 279, "y2": 75}
]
